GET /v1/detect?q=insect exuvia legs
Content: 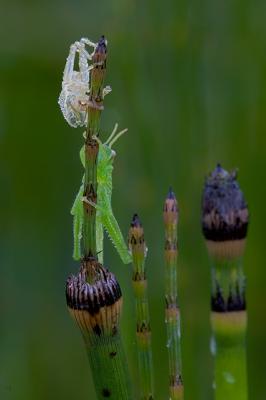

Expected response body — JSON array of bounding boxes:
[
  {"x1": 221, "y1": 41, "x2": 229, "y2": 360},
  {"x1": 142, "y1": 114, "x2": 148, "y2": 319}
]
[
  {"x1": 77, "y1": 43, "x2": 90, "y2": 84},
  {"x1": 103, "y1": 85, "x2": 112, "y2": 98},
  {"x1": 63, "y1": 43, "x2": 77, "y2": 83},
  {"x1": 80, "y1": 37, "x2": 97, "y2": 49}
]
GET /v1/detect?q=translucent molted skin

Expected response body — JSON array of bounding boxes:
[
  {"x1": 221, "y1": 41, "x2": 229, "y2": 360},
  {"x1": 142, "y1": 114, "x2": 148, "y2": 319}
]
[
  {"x1": 58, "y1": 39, "x2": 96, "y2": 128},
  {"x1": 58, "y1": 77, "x2": 88, "y2": 128}
]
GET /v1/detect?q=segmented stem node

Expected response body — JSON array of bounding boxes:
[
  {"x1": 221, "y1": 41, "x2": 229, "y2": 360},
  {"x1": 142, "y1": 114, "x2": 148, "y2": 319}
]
[
  {"x1": 164, "y1": 189, "x2": 183, "y2": 399},
  {"x1": 83, "y1": 36, "x2": 107, "y2": 259},
  {"x1": 66, "y1": 258, "x2": 122, "y2": 338},
  {"x1": 129, "y1": 214, "x2": 154, "y2": 400}
]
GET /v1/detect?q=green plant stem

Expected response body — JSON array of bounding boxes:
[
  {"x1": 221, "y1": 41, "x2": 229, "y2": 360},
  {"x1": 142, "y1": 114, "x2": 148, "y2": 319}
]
[
  {"x1": 210, "y1": 257, "x2": 248, "y2": 400},
  {"x1": 202, "y1": 165, "x2": 249, "y2": 400},
  {"x1": 163, "y1": 189, "x2": 183, "y2": 400},
  {"x1": 211, "y1": 309, "x2": 247, "y2": 400},
  {"x1": 129, "y1": 214, "x2": 154, "y2": 400},
  {"x1": 83, "y1": 36, "x2": 107, "y2": 258},
  {"x1": 84, "y1": 333, "x2": 132, "y2": 399}
]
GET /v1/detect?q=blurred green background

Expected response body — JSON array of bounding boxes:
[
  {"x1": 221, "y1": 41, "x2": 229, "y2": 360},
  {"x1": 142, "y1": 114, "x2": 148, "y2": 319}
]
[{"x1": 1, "y1": 0, "x2": 266, "y2": 399}]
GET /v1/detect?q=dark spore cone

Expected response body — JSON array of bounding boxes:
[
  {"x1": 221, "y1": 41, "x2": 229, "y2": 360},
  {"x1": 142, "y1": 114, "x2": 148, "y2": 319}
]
[{"x1": 202, "y1": 164, "x2": 249, "y2": 243}]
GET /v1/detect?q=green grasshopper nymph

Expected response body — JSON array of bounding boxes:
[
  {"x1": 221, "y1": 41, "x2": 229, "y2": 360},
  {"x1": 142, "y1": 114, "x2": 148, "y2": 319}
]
[
  {"x1": 58, "y1": 38, "x2": 130, "y2": 264},
  {"x1": 71, "y1": 124, "x2": 132, "y2": 265}
]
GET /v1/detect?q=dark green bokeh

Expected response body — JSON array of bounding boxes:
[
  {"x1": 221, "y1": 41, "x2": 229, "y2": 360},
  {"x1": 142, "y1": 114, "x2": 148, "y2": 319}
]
[{"x1": 1, "y1": 1, "x2": 265, "y2": 399}]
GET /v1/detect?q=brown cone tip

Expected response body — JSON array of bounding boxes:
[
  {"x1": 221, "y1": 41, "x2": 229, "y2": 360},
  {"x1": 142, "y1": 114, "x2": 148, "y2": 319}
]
[
  {"x1": 92, "y1": 36, "x2": 107, "y2": 66},
  {"x1": 131, "y1": 213, "x2": 142, "y2": 228},
  {"x1": 167, "y1": 187, "x2": 176, "y2": 200},
  {"x1": 164, "y1": 187, "x2": 178, "y2": 225},
  {"x1": 96, "y1": 35, "x2": 107, "y2": 53},
  {"x1": 129, "y1": 213, "x2": 145, "y2": 242},
  {"x1": 128, "y1": 213, "x2": 147, "y2": 258},
  {"x1": 202, "y1": 164, "x2": 249, "y2": 242}
]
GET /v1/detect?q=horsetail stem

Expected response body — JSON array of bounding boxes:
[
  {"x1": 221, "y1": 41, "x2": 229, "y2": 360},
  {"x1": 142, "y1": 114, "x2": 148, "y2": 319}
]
[
  {"x1": 66, "y1": 258, "x2": 133, "y2": 399},
  {"x1": 129, "y1": 214, "x2": 154, "y2": 400},
  {"x1": 83, "y1": 36, "x2": 107, "y2": 259},
  {"x1": 163, "y1": 189, "x2": 184, "y2": 400},
  {"x1": 202, "y1": 164, "x2": 249, "y2": 400}
]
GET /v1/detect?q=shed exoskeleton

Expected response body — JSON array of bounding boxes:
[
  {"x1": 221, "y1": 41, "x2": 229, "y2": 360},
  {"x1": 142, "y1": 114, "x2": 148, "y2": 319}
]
[{"x1": 58, "y1": 37, "x2": 111, "y2": 128}]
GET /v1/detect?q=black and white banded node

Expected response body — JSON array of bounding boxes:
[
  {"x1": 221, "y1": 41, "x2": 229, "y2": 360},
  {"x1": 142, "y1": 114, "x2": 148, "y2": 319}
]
[
  {"x1": 202, "y1": 164, "x2": 249, "y2": 260},
  {"x1": 66, "y1": 259, "x2": 122, "y2": 336},
  {"x1": 211, "y1": 282, "x2": 246, "y2": 313}
]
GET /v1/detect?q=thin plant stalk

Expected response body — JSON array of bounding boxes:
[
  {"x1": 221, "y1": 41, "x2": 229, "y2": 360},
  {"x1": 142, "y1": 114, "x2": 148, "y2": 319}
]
[
  {"x1": 129, "y1": 214, "x2": 154, "y2": 400},
  {"x1": 66, "y1": 36, "x2": 133, "y2": 400},
  {"x1": 202, "y1": 165, "x2": 249, "y2": 400},
  {"x1": 83, "y1": 36, "x2": 106, "y2": 259},
  {"x1": 163, "y1": 189, "x2": 184, "y2": 400}
]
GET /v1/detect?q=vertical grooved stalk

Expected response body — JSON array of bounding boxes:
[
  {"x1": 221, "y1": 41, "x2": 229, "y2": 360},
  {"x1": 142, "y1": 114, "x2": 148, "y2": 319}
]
[
  {"x1": 164, "y1": 189, "x2": 184, "y2": 400},
  {"x1": 129, "y1": 214, "x2": 154, "y2": 400},
  {"x1": 83, "y1": 36, "x2": 107, "y2": 258},
  {"x1": 85, "y1": 333, "x2": 132, "y2": 399}
]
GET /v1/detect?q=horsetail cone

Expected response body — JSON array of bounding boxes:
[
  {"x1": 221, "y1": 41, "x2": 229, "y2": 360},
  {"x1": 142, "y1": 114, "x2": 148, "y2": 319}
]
[
  {"x1": 202, "y1": 165, "x2": 249, "y2": 400},
  {"x1": 202, "y1": 164, "x2": 249, "y2": 261},
  {"x1": 66, "y1": 258, "x2": 132, "y2": 399}
]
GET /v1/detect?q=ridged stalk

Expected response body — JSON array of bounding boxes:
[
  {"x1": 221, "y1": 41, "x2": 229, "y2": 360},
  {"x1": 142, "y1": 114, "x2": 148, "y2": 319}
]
[
  {"x1": 83, "y1": 36, "x2": 106, "y2": 258},
  {"x1": 163, "y1": 189, "x2": 184, "y2": 400},
  {"x1": 66, "y1": 259, "x2": 133, "y2": 399},
  {"x1": 129, "y1": 214, "x2": 154, "y2": 400},
  {"x1": 202, "y1": 165, "x2": 249, "y2": 400}
]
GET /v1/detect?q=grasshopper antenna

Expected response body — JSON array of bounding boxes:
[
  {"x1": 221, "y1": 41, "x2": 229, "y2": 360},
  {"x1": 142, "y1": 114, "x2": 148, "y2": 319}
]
[{"x1": 109, "y1": 128, "x2": 128, "y2": 148}]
